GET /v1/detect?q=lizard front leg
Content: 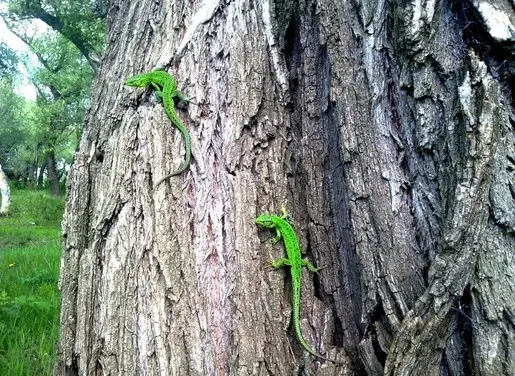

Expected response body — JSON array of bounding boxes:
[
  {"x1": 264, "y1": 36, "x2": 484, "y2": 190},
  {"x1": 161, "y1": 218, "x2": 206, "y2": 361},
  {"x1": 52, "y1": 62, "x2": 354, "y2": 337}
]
[
  {"x1": 279, "y1": 203, "x2": 295, "y2": 225},
  {"x1": 171, "y1": 89, "x2": 188, "y2": 102},
  {"x1": 151, "y1": 82, "x2": 164, "y2": 101},
  {"x1": 270, "y1": 228, "x2": 282, "y2": 244},
  {"x1": 268, "y1": 257, "x2": 292, "y2": 270}
]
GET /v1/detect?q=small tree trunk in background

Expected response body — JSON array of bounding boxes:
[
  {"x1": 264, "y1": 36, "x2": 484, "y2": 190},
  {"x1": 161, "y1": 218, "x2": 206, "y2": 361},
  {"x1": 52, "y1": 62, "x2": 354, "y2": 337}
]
[
  {"x1": 0, "y1": 164, "x2": 11, "y2": 215},
  {"x1": 38, "y1": 161, "x2": 46, "y2": 188},
  {"x1": 25, "y1": 164, "x2": 36, "y2": 189},
  {"x1": 57, "y1": 0, "x2": 514, "y2": 375},
  {"x1": 46, "y1": 149, "x2": 60, "y2": 196}
]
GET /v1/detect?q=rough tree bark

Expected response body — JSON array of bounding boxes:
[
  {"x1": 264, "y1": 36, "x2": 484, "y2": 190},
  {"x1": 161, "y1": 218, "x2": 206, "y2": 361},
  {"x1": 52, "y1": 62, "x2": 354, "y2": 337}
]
[{"x1": 57, "y1": 0, "x2": 514, "y2": 375}]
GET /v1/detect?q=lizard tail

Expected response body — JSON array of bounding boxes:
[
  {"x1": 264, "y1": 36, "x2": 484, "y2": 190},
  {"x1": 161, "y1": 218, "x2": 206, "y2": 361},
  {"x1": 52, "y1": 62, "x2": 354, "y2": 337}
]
[
  {"x1": 171, "y1": 123, "x2": 191, "y2": 176},
  {"x1": 153, "y1": 121, "x2": 191, "y2": 190},
  {"x1": 292, "y1": 290, "x2": 322, "y2": 358},
  {"x1": 292, "y1": 282, "x2": 342, "y2": 364}
]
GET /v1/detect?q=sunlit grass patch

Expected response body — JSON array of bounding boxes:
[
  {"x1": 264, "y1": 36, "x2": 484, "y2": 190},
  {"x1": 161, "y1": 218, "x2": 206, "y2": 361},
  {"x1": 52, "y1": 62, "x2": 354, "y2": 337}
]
[{"x1": 0, "y1": 189, "x2": 63, "y2": 375}]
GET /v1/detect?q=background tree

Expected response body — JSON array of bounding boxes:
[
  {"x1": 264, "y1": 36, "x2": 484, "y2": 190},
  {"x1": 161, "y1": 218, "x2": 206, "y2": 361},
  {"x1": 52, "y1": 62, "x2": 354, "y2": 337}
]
[
  {"x1": 0, "y1": 49, "x2": 17, "y2": 212},
  {"x1": 0, "y1": 48, "x2": 87, "y2": 193},
  {"x1": 4, "y1": 0, "x2": 106, "y2": 72},
  {"x1": 0, "y1": 42, "x2": 18, "y2": 74},
  {"x1": 0, "y1": 66, "x2": 29, "y2": 189},
  {"x1": 0, "y1": 42, "x2": 21, "y2": 165},
  {"x1": 0, "y1": 0, "x2": 104, "y2": 193},
  {"x1": 28, "y1": 34, "x2": 92, "y2": 194},
  {"x1": 58, "y1": 1, "x2": 514, "y2": 375}
]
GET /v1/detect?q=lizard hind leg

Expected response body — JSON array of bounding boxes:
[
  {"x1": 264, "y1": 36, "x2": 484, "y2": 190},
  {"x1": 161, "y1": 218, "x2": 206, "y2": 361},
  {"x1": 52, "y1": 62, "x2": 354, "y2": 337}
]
[
  {"x1": 150, "y1": 82, "x2": 164, "y2": 102},
  {"x1": 171, "y1": 89, "x2": 188, "y2": 102},
  {"x1": 302, "y1": 258, "x2": 326, "y2": 273}
]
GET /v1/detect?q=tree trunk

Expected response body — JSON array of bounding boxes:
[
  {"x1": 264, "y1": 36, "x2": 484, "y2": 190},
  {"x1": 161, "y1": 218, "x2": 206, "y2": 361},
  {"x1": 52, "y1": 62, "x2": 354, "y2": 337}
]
[
  {"x1": 57, "y1": 1, "x2": 515, "y2": 375},
  {"x1": 38, "y1": 160, "x2": 47, "y2": 188},
  {"x1": 26, "y1": 163, "x2": 36, "y2": 189},
  {"x1": 0, "y1": 163, "x2": 10, "y2": 215},
  {"x1": 46, "y1": 149, "x2": 60, "y2": 196}
]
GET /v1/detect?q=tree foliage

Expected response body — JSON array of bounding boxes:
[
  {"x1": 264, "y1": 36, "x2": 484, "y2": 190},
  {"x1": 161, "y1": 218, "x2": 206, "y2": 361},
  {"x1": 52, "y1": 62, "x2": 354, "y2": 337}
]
[
  {"x1": 0, "y1": 42, "x2": 18, "y2": 75},
  {"x1": 0, "y1": 79, "x2": 27, "y2": 171},
  {"x1": 3, "y1": 0, "x2": 106, "y2": 72},
  {"x1": 0, "y1": 0, "x2": 106, "y2": 192}
]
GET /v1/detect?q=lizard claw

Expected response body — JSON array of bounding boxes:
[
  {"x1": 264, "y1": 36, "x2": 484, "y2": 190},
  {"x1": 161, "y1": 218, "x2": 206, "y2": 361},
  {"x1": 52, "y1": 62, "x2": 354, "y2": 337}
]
[
  {"x1": 263, "y1": 261, "x2": 275, "y2": 271},
  {"x1": 314, "y1": 265, "x2": 327, "y2": 273}
]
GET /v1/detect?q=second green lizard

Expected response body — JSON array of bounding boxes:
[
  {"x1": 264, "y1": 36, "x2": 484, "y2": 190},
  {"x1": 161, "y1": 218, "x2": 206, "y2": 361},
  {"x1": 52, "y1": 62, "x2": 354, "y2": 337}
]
[{"x1": 256, "y1": 205, "x2": 341, "y2": 364}]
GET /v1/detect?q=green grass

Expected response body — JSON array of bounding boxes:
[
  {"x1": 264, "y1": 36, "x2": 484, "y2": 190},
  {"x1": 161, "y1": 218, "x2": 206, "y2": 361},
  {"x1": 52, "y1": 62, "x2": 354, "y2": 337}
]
[{"x1": 0, "y1": 189, "x2": 63, "y2": 376}]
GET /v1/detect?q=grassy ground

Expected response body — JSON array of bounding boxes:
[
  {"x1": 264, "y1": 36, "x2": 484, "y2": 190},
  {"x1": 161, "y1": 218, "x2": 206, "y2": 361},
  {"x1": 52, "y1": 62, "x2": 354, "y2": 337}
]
[{"x1": 0, "y1": 189, "x2": 63, "y2": 376}]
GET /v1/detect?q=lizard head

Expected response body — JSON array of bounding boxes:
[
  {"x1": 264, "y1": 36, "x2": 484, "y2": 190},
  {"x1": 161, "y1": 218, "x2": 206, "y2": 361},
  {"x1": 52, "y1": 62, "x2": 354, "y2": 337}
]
[
  {"x1": 125, "y1": 73, "x2": 151, "y2": 87},
  {"x1": 255, "y1": 214, "x2": 275, "y2": 229}
]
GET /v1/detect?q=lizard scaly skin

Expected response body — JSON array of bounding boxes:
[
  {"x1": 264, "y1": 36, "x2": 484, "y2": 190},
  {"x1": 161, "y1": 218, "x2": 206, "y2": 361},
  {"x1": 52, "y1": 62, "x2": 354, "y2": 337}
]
[
  {"x1": 256, "y1": 206, "x2": 341, "y2": 364},
  {"x1": 125, "y1": 69, "x2": 191, "y2": 188}
]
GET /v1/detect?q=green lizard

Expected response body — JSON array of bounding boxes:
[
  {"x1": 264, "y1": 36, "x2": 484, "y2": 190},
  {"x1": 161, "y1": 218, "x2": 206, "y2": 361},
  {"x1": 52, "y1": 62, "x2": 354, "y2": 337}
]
[
  {"x1": 125, "y1": 69, "x2": 191, "y2": 188},
  {"x1": 256, "y1": 205, "x2": 341, "y2": 364}
]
